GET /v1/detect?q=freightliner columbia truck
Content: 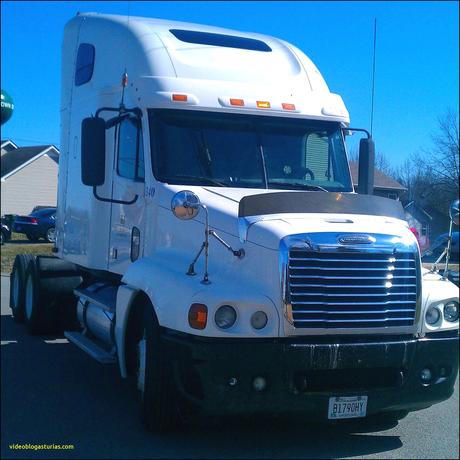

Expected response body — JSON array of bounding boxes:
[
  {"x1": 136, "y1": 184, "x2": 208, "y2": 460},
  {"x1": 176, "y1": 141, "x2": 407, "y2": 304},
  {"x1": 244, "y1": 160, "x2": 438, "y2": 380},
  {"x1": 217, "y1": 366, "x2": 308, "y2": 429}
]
[{"x1": 10, "y1": 13, "x2": 459, "y2": 431}]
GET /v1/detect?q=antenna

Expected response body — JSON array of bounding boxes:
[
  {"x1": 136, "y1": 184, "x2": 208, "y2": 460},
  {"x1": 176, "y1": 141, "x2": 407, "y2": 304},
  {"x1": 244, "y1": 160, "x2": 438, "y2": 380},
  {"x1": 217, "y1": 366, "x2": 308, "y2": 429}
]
[{"x1": 370, "y1": 18, "x2": 377, "y2": 137}]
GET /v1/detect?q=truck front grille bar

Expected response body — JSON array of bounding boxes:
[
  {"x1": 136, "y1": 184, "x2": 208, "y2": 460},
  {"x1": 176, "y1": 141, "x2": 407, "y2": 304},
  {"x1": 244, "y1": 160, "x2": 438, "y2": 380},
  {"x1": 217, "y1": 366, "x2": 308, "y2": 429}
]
[{"x1": 287, "y1": 247, "x2": 418, "y2": 329}]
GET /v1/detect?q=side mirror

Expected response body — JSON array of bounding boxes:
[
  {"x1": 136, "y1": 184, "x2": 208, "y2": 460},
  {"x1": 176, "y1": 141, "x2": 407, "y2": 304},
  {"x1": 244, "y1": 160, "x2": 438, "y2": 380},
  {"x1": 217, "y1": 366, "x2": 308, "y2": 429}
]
[
  {"x1": 357, "y1": 137, "x2": 375, "y2": 195},
  {"x1": 449, "y1": 199, "x2": 459, "y2": 226},
  {"x1": 171, "y1": 191, "x2": 201, "y2": 220},
  {"x1": 81, "y1": 117, "x2": 106, "y2": 186}
]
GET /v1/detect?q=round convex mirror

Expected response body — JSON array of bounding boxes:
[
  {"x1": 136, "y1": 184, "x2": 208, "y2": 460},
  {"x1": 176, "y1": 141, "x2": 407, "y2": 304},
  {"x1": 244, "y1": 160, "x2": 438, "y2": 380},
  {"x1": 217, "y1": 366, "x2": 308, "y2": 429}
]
[{"x1": 171, "y1": 190, "x2": 201, "y2": 220}]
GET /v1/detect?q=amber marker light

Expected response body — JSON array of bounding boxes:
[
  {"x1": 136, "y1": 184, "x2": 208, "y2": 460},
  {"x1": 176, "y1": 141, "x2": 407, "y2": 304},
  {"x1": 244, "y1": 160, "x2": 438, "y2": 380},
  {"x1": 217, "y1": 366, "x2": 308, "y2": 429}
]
[
  {"x1": 172, "y1": 94, "x2": 188, "y2": 102},
  {"x1": 230, "y1": 98, "x2": 245, "y2": 106},
  {"x1": 256, "y1": 101, "x2": 271, "y2": 109},
  {"x1": 188, "y1": 303, "x2": 208, "y2": 330},
  {"x1": 282, "y1": 103, "x2": 296, "y2": 111}
]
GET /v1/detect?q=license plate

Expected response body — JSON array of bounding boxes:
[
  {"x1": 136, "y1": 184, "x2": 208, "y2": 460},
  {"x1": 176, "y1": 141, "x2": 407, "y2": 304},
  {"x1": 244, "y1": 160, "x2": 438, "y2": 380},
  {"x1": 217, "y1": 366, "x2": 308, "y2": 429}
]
[{"x1": 328, "y1": 396, "x2": 368, "y2": 419}]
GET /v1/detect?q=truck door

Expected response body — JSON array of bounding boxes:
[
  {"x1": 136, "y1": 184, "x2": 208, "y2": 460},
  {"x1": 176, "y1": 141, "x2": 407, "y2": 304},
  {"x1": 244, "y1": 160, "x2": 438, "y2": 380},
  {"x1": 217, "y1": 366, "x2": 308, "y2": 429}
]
[{"x1": 108, "y1": 114, "x2": 145, "y2": 274}]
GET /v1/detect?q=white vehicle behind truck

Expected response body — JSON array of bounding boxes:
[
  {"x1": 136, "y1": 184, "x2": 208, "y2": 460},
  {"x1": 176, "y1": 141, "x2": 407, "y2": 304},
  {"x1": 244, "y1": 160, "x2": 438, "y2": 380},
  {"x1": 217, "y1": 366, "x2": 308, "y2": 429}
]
[{"x1": 10, "y1": 13, "x2": 459, "y2": 432}]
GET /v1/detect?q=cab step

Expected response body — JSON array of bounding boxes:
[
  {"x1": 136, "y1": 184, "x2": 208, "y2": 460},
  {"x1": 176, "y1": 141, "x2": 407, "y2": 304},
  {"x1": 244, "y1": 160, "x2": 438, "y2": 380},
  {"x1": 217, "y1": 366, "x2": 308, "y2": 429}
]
[{"x1": 64, "y1": 331, "x2": 116, "y2": 364}]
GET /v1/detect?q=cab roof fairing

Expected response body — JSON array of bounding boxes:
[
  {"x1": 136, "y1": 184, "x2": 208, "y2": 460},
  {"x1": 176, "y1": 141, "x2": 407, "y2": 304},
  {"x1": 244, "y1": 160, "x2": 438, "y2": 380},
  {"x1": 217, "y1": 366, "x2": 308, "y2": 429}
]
[{"x1": 63, "y1": 13, "x2": 350, "y2": 123}]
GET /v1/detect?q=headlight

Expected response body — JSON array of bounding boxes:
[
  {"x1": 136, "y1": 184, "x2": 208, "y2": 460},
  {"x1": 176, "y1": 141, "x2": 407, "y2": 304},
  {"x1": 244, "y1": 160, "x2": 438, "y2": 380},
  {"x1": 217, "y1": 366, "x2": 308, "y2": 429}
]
[
  {"x1": 444, "y1": 301, "x2": 459, "y2": 322},
  {"x1": 251, "y1": 311, "x2": 268, "y2": 330},
  {"x1": 215, "y1": 305, "x2": 237, "y2": 329},
  {"x1": 425, "y1": 306, "x2": 441, "y2": 325}
]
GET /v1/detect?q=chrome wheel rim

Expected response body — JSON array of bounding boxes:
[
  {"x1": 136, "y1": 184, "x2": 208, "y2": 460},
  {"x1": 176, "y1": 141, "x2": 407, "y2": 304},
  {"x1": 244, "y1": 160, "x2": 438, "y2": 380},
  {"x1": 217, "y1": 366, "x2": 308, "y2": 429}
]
[
  {"x1": 12, "y1": 269, "x2": 20, "y2": 310},
  {"x1": 46, "y1": 228, "x2": 55, "y2": 243},
  {"x1": 25, "y1": 274, "x2": 34, "y2": 320},
  {"x1": 137, "y1": 332, "x2": 147, "y2": 394}
]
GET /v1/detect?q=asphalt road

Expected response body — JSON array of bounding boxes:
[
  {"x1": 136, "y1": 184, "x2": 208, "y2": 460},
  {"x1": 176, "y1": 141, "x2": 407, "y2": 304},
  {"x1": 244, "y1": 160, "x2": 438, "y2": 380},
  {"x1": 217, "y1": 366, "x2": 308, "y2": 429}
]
[{"x1": 1, "y1": 275, "x2": 458, "y2": 459}]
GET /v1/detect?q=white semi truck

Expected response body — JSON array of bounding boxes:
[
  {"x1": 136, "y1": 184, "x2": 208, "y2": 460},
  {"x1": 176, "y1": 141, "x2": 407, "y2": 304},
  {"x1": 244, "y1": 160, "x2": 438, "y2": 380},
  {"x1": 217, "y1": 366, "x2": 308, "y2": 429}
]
[{"x1": 10, "y1": 13, "x2": 459, "y2": 432}]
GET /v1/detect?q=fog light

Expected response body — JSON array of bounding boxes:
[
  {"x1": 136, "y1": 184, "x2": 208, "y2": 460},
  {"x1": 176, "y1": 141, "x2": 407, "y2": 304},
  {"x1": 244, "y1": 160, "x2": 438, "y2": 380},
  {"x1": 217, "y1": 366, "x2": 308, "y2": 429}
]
[
  {"x1": 228, "y1": 377, "x2": 238, "y2": 387},
  {"x1": 444, "y1": 301, "x2": 459, "y2": 322},
  {"x1": 251, "y1": 311, "x2": 268, "y2": 330},
  {"x1": 215, "y1": 305, "x2": 237, "y2": 329},
  {"x1": 425, "y1": 306, "x2": 441, "y2": 325},
  {"x1": 420, "y1": 368, "x2": 432, "y2": 383},
  {"x1": 253, "y1": 376, "x2": 267, "y2": 392}
]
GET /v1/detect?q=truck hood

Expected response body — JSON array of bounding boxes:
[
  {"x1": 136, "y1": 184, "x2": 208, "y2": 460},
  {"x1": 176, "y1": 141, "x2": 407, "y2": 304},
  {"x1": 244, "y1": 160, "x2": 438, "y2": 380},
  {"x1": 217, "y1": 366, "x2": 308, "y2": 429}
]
[
  {"x1": 159, "y1": 185, "x2": 414, "y2": 250},
  {"x1": 242, "y1": 213, "x2": 413, "y2": 249}
]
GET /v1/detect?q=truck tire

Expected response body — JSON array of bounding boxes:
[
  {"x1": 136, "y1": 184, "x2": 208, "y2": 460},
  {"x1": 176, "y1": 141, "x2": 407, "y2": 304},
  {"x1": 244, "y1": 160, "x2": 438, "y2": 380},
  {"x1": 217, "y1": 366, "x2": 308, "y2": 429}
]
[
  {"x1": 137, "y1": 302, "x2": 180, "y2": 432},
  {"x1": 24, "y1": 256, "x2": 83, "y2": 334},
  {"x1": 10, "y1": 254, "x2": 36, "y2": 322},
  {"x1": 24, "y1": 259, "x2": 56, "y2": 334}
]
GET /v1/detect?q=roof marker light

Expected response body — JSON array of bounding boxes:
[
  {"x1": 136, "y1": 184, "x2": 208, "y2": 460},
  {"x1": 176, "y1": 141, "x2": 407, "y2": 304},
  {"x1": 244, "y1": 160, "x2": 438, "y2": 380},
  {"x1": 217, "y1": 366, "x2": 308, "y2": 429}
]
[
  {"x1": 172, "y1": 94, "x2": 188, "y2": 102},
  {"x1": 230, "y1": 98, "x2": 244, "y2": 106},
  {"x1": 256, "y1": 101, "x2": 271, "y2": 109},
  {"x1": 282, "y1": 103, "x2": 296, "y2": 111}
]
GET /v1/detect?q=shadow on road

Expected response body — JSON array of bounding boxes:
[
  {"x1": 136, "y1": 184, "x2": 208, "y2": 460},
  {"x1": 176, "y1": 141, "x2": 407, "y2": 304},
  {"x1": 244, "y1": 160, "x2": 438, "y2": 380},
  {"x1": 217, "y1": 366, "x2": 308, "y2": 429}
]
[{"x1": 1, "y1": 312, "x2": 403, "y2": 460}]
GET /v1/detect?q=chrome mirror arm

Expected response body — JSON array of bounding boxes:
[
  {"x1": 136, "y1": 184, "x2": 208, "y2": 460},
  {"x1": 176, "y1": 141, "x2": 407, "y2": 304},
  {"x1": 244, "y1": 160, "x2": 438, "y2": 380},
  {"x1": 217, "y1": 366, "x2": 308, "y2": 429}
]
[
  {"x1": 186, "y1": 204, "x2": 244, "y2": 284},
  {"x1": 209, "y1": 230, "x2": 245, "y2": 258},
  {"x1": 442, "y1": 219, "x2": 454, "y2": 280}
]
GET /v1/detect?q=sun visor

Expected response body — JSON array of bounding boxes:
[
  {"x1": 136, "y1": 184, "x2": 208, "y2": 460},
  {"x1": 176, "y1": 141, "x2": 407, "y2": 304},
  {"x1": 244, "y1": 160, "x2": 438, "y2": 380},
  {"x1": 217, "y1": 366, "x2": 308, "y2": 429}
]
[{"x1": 238, "y1": 192, "x2": 406, "y2": 220}]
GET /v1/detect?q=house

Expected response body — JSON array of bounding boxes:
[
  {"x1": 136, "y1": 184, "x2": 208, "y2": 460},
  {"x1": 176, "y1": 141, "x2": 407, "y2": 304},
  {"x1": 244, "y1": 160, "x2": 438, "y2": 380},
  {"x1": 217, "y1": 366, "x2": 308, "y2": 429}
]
[
  {"x1": 1, "y1": 140, "x2": 59, "y2": 216},
  {"x1": 349, "y1": 161, "x2": 436, "y2": 249},
  {"x1": 403, "y1": 201, "x2": 433, "y2": 251},
  {"x1": 349, "y1": 161, "x2": 407, "y2": 200},
  {"x1": 1, "y1": 139, "x2": 18, "y2": 155}
]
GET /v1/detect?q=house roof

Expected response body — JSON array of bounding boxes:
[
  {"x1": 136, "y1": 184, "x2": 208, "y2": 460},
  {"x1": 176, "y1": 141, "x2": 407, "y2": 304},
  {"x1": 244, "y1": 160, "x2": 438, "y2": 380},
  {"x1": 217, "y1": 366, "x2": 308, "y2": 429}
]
[
  {"x1": 404, "y1": 201, "x2": 433, "y2": 220},
  {"x1": 1, "y1": 145, "x2": 59, "y2": 179},
  {"x1": 349, "y1": 161, "x2": 407, "y2": 191},
  {"x1": 1, "y1": 139, "x2": 18, "y2": 150}
]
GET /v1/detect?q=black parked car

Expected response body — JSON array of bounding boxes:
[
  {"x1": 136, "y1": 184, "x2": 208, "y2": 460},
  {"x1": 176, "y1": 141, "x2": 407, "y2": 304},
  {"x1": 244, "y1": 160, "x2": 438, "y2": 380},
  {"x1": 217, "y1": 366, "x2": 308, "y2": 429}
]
[
  {"x1": 1, "y1": 219, "x2": 12, "y2": 245},
  {"x1": 13, "y1": 207, "x2": 56, "y2": 243}
]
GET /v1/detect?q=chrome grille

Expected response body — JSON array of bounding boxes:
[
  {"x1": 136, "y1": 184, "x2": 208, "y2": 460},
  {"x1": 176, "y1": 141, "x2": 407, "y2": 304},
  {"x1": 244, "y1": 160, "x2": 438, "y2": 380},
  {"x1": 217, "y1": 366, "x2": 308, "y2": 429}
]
[{"x1": 288, "y1": 249, "x2": 418, "y2": 329}]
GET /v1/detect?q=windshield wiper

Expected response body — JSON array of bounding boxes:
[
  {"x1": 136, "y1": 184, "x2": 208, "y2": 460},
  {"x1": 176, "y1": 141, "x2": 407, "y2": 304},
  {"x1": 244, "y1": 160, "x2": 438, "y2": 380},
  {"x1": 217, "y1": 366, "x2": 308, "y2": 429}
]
[
  {"x1": 268, "y1": 181, "x2": 328, "y2": 192},
  {"x1": 168, "y1": 175, "x2": 227, "y2": 187}
]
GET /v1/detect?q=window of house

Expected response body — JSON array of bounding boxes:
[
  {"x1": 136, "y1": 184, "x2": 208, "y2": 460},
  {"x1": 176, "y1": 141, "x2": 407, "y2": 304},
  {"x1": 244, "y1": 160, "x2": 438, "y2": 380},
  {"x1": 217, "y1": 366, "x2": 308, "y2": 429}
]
[
  {"x1": 75, "y1": 43, "x2": 95, "y2": 86},
  {"x1": 388, "y1": 193, "x2": 398, "y2": 200},
  {"x1": 117, "y1": 117, "x2": 144, "y2": 181}
]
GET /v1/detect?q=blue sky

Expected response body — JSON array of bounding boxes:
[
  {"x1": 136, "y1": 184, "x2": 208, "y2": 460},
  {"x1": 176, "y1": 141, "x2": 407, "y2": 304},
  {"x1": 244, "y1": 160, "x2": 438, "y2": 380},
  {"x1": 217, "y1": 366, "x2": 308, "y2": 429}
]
[{"x1": 1, "y1": 1, "x2": 458, "y2": 168}]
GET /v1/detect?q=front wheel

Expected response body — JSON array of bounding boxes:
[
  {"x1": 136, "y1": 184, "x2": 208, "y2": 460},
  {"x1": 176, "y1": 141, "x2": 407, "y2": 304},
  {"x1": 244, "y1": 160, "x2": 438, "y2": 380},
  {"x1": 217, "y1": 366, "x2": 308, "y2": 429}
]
[
  {"x1": 45, "y1": 227, "x2": 56, "y2": 243},
  {"x1": 136, "y1": 303, "x2": 180, "y2": 432}
]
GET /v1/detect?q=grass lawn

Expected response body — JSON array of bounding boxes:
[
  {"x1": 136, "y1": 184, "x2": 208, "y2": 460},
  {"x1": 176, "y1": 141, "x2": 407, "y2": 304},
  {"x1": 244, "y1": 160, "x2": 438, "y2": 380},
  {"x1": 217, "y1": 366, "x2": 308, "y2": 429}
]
[{"x1": 1, "y1": 233, "x2": 53, "y2": 274}]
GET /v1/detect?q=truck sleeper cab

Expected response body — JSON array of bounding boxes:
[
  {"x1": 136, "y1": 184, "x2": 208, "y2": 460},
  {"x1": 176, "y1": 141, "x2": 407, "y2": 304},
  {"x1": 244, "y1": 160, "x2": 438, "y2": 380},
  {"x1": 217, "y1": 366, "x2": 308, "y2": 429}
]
[{"x1": 9, "y1": 12, "x2": 459, "y2": 432}]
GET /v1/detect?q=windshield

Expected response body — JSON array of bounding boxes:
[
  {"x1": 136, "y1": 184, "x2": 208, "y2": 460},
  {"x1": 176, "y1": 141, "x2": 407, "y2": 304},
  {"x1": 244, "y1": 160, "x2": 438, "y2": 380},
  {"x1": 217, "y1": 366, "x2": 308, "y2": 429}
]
[{"x1": 149, "y1": 109, "x2": 353, "y2": 192}]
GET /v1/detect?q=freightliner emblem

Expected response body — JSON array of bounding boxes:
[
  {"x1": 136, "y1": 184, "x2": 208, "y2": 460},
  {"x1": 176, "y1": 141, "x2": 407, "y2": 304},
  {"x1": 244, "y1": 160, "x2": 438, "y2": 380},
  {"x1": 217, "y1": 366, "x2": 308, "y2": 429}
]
[{"x1": 338, "y1": 234, "x2": 376, "y2": 245}]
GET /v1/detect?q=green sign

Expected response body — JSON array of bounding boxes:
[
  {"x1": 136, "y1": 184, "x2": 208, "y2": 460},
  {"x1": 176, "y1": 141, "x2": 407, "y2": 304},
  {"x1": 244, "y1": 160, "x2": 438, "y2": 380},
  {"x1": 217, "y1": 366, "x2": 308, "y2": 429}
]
[{"x1": 1, "y1": 90, "x2": 14, "y2": 125}]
